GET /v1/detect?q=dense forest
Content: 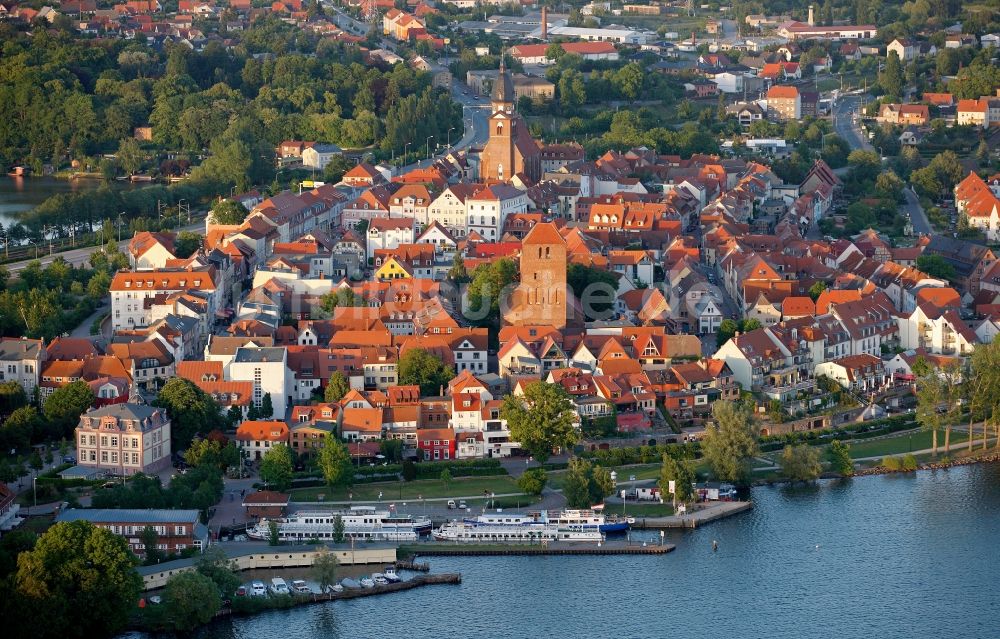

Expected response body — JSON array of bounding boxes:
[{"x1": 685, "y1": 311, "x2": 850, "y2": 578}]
[{"x1": 0, "y1": 15, "x2": 460, "y2": 220}]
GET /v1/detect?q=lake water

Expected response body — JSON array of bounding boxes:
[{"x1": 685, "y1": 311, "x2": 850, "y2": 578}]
[
  {"x1": 161, "y1": 464, "x2": 1000, "y2": 639},
  {"x1": 0, "y1": 176, "x2": 111, "y2": 227}
]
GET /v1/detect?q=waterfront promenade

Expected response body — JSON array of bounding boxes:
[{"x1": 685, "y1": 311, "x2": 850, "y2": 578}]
[{"x1": 631, "y1": 501, "x2": 753, "y2": 529}]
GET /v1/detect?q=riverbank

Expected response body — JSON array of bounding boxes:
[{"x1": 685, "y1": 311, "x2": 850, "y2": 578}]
[{"x1": 754, "y1": 450, "x2": 1000, "y2": 486}]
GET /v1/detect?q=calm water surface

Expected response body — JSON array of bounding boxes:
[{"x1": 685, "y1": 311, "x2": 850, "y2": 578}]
[
  {"x1": 0, "y1": 177, "x2": 122, "y2": 226},
  {"x1": 163, "y1": 465, "x2": 1000, "y2": 639}
]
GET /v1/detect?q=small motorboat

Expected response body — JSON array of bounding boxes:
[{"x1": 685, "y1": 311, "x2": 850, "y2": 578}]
[
  {"x1": 340, "y1": 578, "x2": 361, "y2": 590},
  {"x1": 360, "y1": 577, "x2": 375, "y2": 588},
  {"x1": 291, "y1": 580, "x2": 312, "y2": 594},
  {"x1": 372, "y1": 574, "x2": 389, "y2": 586},
  {"x1": 325, "y1": 583, "x2": 344, "y2": 594},
  {"x1": 384, "y1": 567, "x2": 401, "y2": 582}
]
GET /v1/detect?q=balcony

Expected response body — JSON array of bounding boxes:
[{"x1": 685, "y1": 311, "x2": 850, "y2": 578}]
[{"x1": 763, "y1": 379, "x2": 817, "y2": 402}]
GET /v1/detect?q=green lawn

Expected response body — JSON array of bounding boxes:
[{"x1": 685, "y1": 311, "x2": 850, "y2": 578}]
[
  {"x1": 603, "y1": 502, "x2": 674, "y2": 517},
  {"x1": 843, "y1": 430, "x2": 969, "y2": 459},
  {"x1": 289, "y1": 475, "x2": 522, "y2": 502},
  {"x1": 547, "y1": 463, "x2": 662, "y2": 490}
]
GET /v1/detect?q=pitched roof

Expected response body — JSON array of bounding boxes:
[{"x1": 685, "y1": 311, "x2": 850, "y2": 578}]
[{"x1": 236, "y1": 420, "x2": 289, "y2": 442}]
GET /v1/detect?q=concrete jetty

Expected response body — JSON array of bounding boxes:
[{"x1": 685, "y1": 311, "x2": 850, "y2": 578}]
[{"x1": 631, "y1": 501, "x2": 752, "y2": 529}]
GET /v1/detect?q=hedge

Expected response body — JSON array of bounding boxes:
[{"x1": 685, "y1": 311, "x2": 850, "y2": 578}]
[
  {"x1": 759, "y1": 415, "x2": 917, "y2": 451},
  {"x1": 285, "y1": 458, "x2": 507, "y2": 489}
]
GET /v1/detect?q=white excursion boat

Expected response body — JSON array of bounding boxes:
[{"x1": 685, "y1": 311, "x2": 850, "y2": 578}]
[
  {"x1": 464, "y1": 509, "x2": 633, "y2": 533},
  {"x1": 433, "y1": 521, "x2": 603, "y2": 543},
  {"x1": 246, "y1": 506, "x2": 432, "y2": 542}
]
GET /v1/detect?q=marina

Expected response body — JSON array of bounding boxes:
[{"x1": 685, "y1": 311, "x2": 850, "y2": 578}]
[{"x1": 168, "y1": 465, "x2": 1000, "y2": 639}]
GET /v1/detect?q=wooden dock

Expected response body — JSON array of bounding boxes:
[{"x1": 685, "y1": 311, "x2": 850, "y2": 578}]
[{"x1": 406, "y1": 544, "x2": 674, "y2": 557}]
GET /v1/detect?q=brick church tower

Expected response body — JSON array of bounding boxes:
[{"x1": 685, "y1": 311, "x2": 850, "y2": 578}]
[
  {"x1": 505, "y1": 222, "x2": 567, "y2": 329},
  {"x1": 479, "y1": 57, "x2": 541, "y2": 183}
]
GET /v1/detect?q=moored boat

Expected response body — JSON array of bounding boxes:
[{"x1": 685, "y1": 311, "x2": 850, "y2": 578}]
[
  {"x1": 463, "y1": 508, "x2": 632, "y2": 533},
  {"x1": 246, "y1": 506, "x2": 432, "y2": 542},
  {"x1": 434, "y1": 521, "x2": 603, "y2": 543}
]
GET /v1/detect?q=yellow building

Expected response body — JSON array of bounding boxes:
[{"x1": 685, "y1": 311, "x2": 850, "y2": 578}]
[{"x1": 374, "y1": 256, "x2": 414, "y2": 281}]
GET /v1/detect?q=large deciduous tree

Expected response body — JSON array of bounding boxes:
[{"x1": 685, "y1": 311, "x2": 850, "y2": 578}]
[
  {"x1": 15, "y1": 521, "x2": 141, "y2": 639},
  {"x1": 260, "y1": 443, "x2": 294, "y2": 491},
  {"x1": 562, "y1": 457, "x2": 614, "y2": 508},
  {"x1": 42, "y1": 381, "x2": 95, "y2": 439},
  {"x1": 398, "y1": 348, "x2": 454, "y2": 396},
  {"x1": 701, "y1": 400, "x2": 760, "y2": 485},
  {"x1": 164, "y1": 571, "x2": 221, "y2": 631},
  {"x1": 153, "y1": 378, "x2": 225, "y2": 450},
  {"x1": 208, "y1": 199, "x2": 248, "y2": 225},
  {"x1": 779, "y1": 444, "x2": 822, "y2": 482},
  {"x1": 657, "y1": 454, "x2": 695, "y2": 503},
  {"x1": 915, "y1": 363, "x2": 962, "y2": 456},
  {"x1": 311, "y1": 547, "x2": 339, "y2": 591},
  {"x1": 316, "y1": 433, "x2": 352, "y2": 488},
  {"x1": 501, "y1": 381, "x2": 579, "y2": 462}
]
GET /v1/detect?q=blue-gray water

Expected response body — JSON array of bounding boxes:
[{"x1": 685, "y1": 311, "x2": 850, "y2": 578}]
[
  {"x1": 0, "y1": 177, "x2": 135, "y2": 226},
  {"x1": 186, "y1": 464, "x2": 1000, "y2": 639}
]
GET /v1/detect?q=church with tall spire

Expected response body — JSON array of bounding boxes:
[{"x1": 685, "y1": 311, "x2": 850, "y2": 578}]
[{"x1": 478, "y1": 56, "x2": 542, "y2": 183}]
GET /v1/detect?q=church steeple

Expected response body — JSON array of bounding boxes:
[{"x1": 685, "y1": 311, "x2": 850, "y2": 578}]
[{"x1": 491, "y1": 51, "x2": 515, "y2": 111}]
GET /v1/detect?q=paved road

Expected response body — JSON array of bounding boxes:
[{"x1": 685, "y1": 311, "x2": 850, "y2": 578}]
[
  {"x1": 832, "y1": 95, "x2": 873, "y2": 152},
  {"x1": 902, "y1": 186, "x2": 933, "y2": 236},
  {"x1": 70, "y1": 301, "x2": 110, "y2": 339},
  {"x1": 833, "y1": 94, "x2": 933, "y2": 237},
  {"x1": 4, "y1": 217, "x2": 207, "y2": 275}
]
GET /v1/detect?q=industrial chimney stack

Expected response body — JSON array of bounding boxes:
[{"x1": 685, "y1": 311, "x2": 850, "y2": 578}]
[
  {"x1": 808, "y1": 5, "x2": 815, "y2": 26},
  {"x1": 541, "y1": 5, "x2": 548, "y2": 40}
]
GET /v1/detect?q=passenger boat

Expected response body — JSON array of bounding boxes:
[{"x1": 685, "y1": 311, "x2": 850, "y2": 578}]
[
  {"x1": 463, "y1": 509, "x2": 633, "y2": 534},
  {"x1": 246, "y1": 506, "x2": 432, "y2": 542},
  {"x1": 433, "y1": 521, "x2": 603, "y2": 543}
]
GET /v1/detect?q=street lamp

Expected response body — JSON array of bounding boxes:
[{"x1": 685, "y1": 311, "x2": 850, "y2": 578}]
[
  {"x1": 403, "y1": 142, "x2": 412, "y2": 166},
  {"x1": 446, "y1": 127, "x2": 455, "y2": 149},
  {"x1": 426, "y1": 135, "x2": 434, "y2": 160}
]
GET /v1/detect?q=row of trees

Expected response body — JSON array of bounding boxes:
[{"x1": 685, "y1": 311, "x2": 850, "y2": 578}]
[{"x1": 0, "y1": 380, "x2": 95, "y2": 452}]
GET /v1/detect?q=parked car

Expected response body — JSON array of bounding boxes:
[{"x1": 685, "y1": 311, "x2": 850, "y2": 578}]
[
  {"x1": 447, "y1": 499, "x2": 457, "y2": 509},
  {"x1": 62, "y1": 456, "x2": 75, "y2": 464}
]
